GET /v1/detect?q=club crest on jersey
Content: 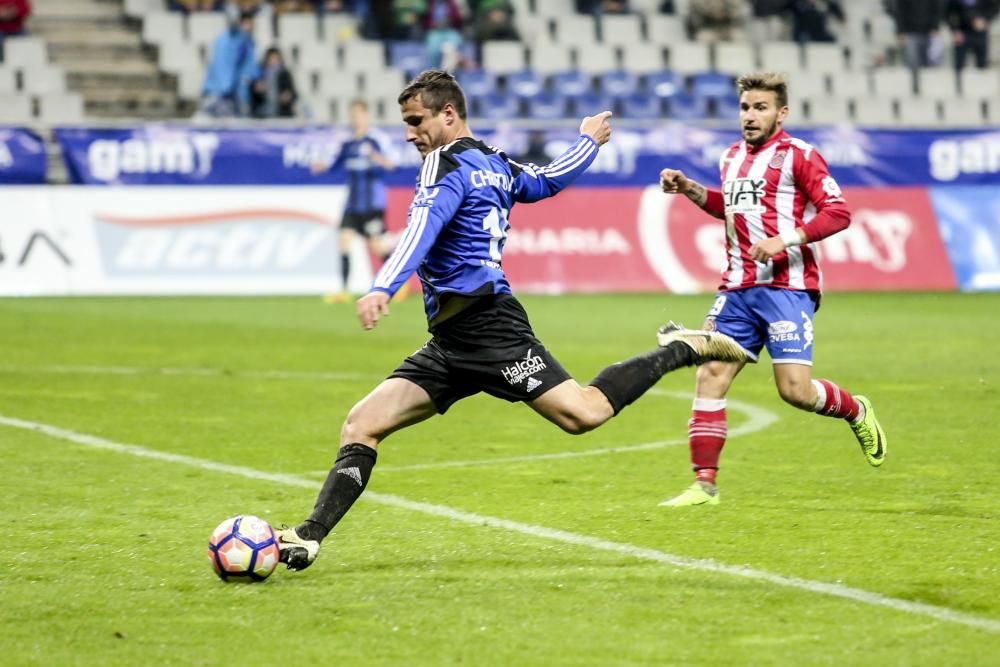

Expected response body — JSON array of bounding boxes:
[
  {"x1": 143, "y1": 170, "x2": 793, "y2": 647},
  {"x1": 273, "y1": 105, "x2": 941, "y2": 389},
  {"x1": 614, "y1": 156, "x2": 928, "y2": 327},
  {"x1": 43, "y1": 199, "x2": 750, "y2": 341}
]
[
  {"x1": 768, "y1": 150, "x2": 787, "y2": 169},
  {"x1": 723, "y1": 177, "x2": 766, "y2": 214}
]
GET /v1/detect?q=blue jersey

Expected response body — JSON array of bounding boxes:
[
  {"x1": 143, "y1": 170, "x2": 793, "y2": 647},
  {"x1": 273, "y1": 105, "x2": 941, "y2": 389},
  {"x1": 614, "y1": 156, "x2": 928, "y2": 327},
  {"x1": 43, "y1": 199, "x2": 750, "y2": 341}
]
[
  {"x1": 331, "y1": 134, "x2": 388, "y2": 213},
  {"x1": 372, "y1": 134, "x2": 599, "y2": 323}
]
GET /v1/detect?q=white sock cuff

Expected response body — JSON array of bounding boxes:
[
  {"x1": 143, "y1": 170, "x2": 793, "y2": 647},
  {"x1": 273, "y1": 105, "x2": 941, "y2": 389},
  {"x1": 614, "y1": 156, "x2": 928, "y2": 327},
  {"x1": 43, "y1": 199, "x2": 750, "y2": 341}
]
[
  {"x1": 811, "y1": 379, "x2": 826, "y2": 412},
  {"x1": 692, "y1": 397, "x2": 727, "y2": 412}
]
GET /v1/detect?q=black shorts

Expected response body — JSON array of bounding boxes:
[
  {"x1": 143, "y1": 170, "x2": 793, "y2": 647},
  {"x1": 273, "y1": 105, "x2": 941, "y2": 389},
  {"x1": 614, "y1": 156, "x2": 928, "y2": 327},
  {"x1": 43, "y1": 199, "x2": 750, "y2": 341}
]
[
  {"x1": 389, "y1": 294, "x2": 572, "y2": 414},
  {"x1": 342, "y1": 210, "x2": 386, "y2": 238}
]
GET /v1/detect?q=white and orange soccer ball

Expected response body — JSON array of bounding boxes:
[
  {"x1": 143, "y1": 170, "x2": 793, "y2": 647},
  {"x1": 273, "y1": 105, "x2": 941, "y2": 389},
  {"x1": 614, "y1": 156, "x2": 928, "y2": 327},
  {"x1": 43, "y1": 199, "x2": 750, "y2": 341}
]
[{"x1": 207, "y1": 515, "x2": 280, "y2": 582}]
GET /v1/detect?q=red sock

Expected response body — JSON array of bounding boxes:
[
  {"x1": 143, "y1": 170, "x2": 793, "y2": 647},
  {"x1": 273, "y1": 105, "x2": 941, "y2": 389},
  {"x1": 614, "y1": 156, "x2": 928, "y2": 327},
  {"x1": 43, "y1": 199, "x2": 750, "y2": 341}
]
[
  {"x1": 689, "y1": 399, "x2": 727, "y2": 485},
  {"x1": 812, "y1": 379, "x2": 862, "y2": 421}
]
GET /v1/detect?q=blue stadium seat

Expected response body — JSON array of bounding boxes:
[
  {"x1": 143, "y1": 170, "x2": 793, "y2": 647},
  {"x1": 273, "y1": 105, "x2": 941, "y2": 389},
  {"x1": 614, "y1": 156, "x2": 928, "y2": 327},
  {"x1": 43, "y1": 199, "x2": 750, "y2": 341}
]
[
  {"x1": 473, "y1": 92, "x2": 521, "y2": 120},
  {"x1": 572, "y1": 91, "x2": 616, "y2": 116},
  {"x1": 710, "y1": 95, "x2": 741, "y2": 120},
  {"x1": 527, "y1": 92, "x2": 569, "y2": 120},
  {"x1": 643, "y1": 70, "x2": 684, "y2": 100},
  {"x1": 598, "y1": 70, "x2": 638, "y2": 97},
  {"x1": 389, "y1": 41, "x2": 428, "y2": 73},
  {"x1": 549, "y1": 70, "x2": 592, "y2": 96},
  {"x1": 619, "y1": 92, "x2": 663, "y2": 120},
  {"x1": 505, "y1": 69, "x2": 545, "y2": 98},
  {"x1": 666, "y1": 92, "x2": 710, "y2": 120},
  {"x1": 690, "y1": 71, "x2": 735, "y2": 103},
  {"x1": 457, "y1": 69, "x2": 497, "y2": 97}
]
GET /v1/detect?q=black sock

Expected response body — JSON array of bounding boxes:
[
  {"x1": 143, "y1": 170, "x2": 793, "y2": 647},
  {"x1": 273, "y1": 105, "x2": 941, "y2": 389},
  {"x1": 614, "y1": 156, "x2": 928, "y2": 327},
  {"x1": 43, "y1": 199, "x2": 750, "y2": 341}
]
[
  {"x1": 299, "y1": 443, "x2": 377, "y2": 542},
  {"x1": 589, "y1": 343, "x2": 698, "y2": 415},
  {"x1": 340, "y1": 253, "x2": 350, "y2": 290}
]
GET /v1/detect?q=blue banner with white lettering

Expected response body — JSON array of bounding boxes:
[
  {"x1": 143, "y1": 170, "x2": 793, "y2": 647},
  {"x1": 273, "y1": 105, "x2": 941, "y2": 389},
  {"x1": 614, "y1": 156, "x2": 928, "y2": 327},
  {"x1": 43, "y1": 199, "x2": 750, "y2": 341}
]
[
  {"x1": 929, "y1": 186, "x2": 1000, "y2": 291},
  {"x1": 0, "y1": 127, "x2": 47, "y2": 184},
  {"x1": 55, "y1": 125, "x2": 1000, "y2": 187}
]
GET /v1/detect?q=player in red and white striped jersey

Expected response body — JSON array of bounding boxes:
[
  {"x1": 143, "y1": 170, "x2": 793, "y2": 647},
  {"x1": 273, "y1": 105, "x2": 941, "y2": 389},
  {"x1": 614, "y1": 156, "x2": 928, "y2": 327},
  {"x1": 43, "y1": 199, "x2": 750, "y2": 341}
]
[{"x1": 656, "y1": 72, "x2": 887, "y2": 507}]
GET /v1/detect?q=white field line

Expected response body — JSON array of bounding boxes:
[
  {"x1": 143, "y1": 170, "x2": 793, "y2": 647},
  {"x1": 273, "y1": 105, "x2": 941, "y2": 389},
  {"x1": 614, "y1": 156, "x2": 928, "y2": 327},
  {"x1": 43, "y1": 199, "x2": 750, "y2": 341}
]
[
  {"x1": 0, "y1": 364, "x2": 778, "y2": 474},
  {"x1": 367, "y1": 389, "x2": 779, "y2": 474},
  {"x1": 2, "y1": 414, "x2": 998, "y2": 635}
]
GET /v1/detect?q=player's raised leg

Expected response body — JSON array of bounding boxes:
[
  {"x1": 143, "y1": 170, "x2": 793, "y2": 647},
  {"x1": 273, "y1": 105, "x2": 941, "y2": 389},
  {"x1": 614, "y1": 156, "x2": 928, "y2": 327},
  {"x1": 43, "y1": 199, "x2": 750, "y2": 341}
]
[{"x1": 277, "y1": 378, "x2": 438, "y2": 570}]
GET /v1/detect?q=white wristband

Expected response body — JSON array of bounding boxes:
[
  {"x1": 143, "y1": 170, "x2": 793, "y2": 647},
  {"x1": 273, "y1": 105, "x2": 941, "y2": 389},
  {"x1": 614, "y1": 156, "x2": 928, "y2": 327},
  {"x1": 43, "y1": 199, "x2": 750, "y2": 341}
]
[{"x1": 780, "y1": 229, "x2": 803, "y2": 247}]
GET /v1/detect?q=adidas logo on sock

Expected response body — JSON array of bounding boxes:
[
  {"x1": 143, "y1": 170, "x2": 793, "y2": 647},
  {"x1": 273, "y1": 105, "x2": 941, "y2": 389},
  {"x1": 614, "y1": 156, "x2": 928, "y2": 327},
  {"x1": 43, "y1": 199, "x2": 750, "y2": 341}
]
[
  {"x1": 337, "y1": 466, "x2": 364, "y2": 486},
  {"x1": 526, "y1": 376, "x2": 542, "y2": 392}
]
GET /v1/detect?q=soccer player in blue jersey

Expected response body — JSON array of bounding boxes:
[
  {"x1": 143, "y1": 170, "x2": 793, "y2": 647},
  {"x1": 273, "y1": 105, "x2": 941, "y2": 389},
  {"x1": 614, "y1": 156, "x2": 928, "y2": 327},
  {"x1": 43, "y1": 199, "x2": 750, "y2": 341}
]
[
  {"x1": 276, "y1": 70, "x2": 750, "y2": 570},
  {"x1": 313, "y1": 98, "x2": 396, "y2": 302}
]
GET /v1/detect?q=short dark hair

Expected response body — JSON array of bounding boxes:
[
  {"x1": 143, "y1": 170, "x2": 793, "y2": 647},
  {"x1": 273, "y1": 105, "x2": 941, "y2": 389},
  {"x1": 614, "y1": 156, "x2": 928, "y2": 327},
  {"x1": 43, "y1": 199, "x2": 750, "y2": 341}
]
[
  {"x1": 736, "y1": 72, "x2": 789, "y2": 109},
  {"x1": 397, "y1": 69, "x2": 467, "y2": 120}
]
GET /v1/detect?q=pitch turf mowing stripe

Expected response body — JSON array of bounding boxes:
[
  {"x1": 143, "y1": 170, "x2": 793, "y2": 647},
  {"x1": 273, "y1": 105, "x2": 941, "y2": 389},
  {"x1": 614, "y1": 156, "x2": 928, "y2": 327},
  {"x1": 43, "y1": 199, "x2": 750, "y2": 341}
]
[{"x1": 3, "y1": 413, "x2": 997, "y2": 635}]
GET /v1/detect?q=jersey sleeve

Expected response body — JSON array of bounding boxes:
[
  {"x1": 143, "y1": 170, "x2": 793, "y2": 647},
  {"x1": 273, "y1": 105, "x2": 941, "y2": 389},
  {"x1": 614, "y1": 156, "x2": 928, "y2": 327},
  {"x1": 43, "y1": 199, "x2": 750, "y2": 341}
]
[
  {"x1": 507, "y1": 134, "x2": 599, "y2": 203},
  {"x1": 792, "y1": 145, "x2": 851, "y2": 243},
  {"x1": 370, "y1": 150, "x2": 464, "y2": 296}
]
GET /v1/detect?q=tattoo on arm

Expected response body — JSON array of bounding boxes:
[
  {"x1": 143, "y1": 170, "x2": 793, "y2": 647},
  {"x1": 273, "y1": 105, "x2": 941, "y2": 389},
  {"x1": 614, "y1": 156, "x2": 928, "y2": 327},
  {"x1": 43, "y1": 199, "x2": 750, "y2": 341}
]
[{"x1": 684, "y1": 182, "x2": 708, "y2": 208}]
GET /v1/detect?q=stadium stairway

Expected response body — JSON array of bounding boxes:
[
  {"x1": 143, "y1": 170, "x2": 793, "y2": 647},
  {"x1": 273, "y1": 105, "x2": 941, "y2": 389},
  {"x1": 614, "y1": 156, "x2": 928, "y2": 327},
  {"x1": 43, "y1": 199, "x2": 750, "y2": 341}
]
[{"x1": 32, "y1": 0, "x2": 188, "y2": 120}]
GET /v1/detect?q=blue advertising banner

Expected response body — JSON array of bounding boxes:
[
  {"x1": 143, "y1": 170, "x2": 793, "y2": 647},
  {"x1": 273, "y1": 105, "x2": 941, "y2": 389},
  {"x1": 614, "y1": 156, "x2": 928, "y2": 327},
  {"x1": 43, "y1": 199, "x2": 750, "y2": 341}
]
[
  {"x1": 0, "y1": 127, "x2": 47, "y2": 184},
  {"x1": 55, "y1": 125, "x2": 1000, "y2": 187},
  {"x1": 929, "y1": 186, "x2": 1000, "y2": 291}
]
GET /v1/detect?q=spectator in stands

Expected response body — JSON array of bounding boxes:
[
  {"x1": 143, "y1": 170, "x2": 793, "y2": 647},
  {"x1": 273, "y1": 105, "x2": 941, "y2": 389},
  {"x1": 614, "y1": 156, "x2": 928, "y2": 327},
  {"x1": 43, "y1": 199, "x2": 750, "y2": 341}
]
[
  {"x1": 170, "y1": 0, "x2": 224, "y2": 12},
  {"x1": 473, "y1": 0, "x2": 519, "y2": 42},
  {"x1": 517, "y1": 129, "x2": 551, "y2": 165},
  {"x1": 748, "y1": 0, "x2": 787, "y2": 42},
  {"x1": 576, "y1": 0, "x2": 631, "y2": 14},
  {"x1": 947, "y1": 0, "x2": 1000, "y2": 69},
  {"x1": 884, "y1": 0, "x2": 946, "y2": 71},
  {"x1": 250, "y1": 46, "x2": 297, "y2": 117},
  {"x1": 224, "y1": 0, "x2": 266, "y2": 22},
  {"x1": 198, "y1": 12, "x2": 258, "y2": 118},
  {"x1": 687, "y1": 0, "x2": 748, "y2": 42},
  {"x1": 0, "y1": 0, "x2": 30, "y2": 39},
  {"x1": 784, "y1": 0, "x2": 844, "y2": 43},
  {"x1": 392, "y1": 0, "x2": 427, "y2": 39},
  {"x1": 425, "y1": 0, "x2": 464, "y2": 68}
]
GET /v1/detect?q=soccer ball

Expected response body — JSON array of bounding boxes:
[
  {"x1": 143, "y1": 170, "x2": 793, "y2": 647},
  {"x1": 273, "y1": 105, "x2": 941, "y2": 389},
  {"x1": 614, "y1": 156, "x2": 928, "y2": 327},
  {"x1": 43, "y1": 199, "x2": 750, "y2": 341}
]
[{"x1": 207, "y1": 515, "x2": 280, "y2": 582}]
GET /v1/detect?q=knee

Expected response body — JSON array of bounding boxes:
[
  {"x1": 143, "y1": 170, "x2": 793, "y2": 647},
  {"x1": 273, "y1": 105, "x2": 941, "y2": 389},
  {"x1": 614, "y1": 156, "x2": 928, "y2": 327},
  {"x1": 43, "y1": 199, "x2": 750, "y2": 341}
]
[
  {"x1": 777, "y1": 379, "x2": 815, "y2": 411},
  {"x1": 340, "y1": 403, "x2": 378, "y2": 445}
]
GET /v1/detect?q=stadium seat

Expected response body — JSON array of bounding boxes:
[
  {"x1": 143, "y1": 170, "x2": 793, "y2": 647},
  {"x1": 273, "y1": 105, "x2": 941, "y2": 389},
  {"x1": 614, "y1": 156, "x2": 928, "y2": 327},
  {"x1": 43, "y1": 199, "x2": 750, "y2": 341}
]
[
  {"x1": 187, "y1": 12, "x2": 227, "y2": 47},
  {"x1": 316, "y1": 69, "x2": 360, "y2": 98},
  {"x1": 599, "y1": 14, "x2": 642, "y2": 46},
  {"x1": 828, "y1": 69, "x2": 871, "y2": 97},
  {"x1": 474, "y1": 91, "x2": 520, "y2": 120},
  {"x1": 550, "y1": 70, "x2": 592, "y2": 96},
  {"x1": 621, "y1": 43, "x2": 666, "y2": 74},
  {"x1": 897, "y1": 97, "x2": 941, "y2": 126},
  {"x1": 36, "y1": 92, "x2": 85, "y2": 123},
  {"x1": 919, "y1": 68, "x2": 958, "y2": 97},
  {"x1": 0, "y1": 93, "x2": 31, "y2": 122},
  {"x1": 572, "y1": 91, "x2": 615, "y2": 115},
  {"x1": 295, "y1": 41, "x2": 336, "y2": 70},
  {"x1": 371, "y1": 92, "x2": 402, "y2": 123},
  {"x1": 254, "y1": 17, "x2": 276, "y2": 49},
  {"x1": 711, "y1": 95, "x2": 741, "y2": 120},
  {"x1": 158, "y1": 40, "x2": 202, "y2": 74},
  {"x1": 959, "y1": 68, "x2": 1000, "y2": 98},
  {"x1": 759, "y1": 42, "x2": 801, "y2": 71},
  {"x1": 714, "y1": 43, "x2": 756, "y2": 75},
  {"x1": 666, "y1": 92, "x2": 710, "y2": 120},
  {"x1": 321, "y1": 14, "x2": 359, "y2": 41},
  {"x1": 667, "y1": 43, "x2": 711, "y2": 75},
  {"x1": 21, "y1": 65, "x2": 66, "y2": 95},
  {"x1": 3, "y1": 36, "x2": 47, "y2": 68},
  {"x1": 362, "y1": 69, "x2": 406, "y2": 98},
  {"x1": 804, "y1": 96, "x2": 851, "y2": 125},
  {"x1": 0, "y1": 67, "x2": 16, "y2": 93},
  {"x1": 505, "y1": 69, "x2": 545, "y2": 98},
  {"x1": 176, "y1": 67, "x2": 204, "y2": 100},
  {"x1": 388, "y1": 41, "x2": 428, "y2": 73},
  {"x1": 457, "y1": 69, "x2": 497, "y2": 97},
  {"x1": 940, "y1": 97, "x2": 985, "y2": 126},
  {"x1": 645, "y1": 14, "x2": 687, "y2": 44},
  {"x1": 531, "y1": 0, "x2": 576, "y2": 18},
  {"x1": 141, "y1": 12, "x2": 184, "y2": 47},
  {"x1": 691, "y1": 71, "x2": 735, "y2": 103},
  {"x1": 482, "y1": 41, "x2": 526, "y2": 74},
  {"x1": 783, "y1": 69, "x2": 828, "y2": 99},
  {"x1": 123, "y1": 0, "x2": 162, "y2": 19},
  {"x1": 530, "y1": 43, "x2": 573, "y2": 74},
  {"x1": 341, "y1": 41, "x2": 385, "y2": 72},
  {"x1": 598, "y1": 70, "x2": 638, "y2": 97},
  {"x1": 643, "y1": 70, "x2": 683, "y2": 99},
  {"x1": 802, "y1": 43, "x2": 846, "y2": 73},
  {"x1": 986, "y1": 98, "x2": 1000, "y2": 124},
  {"x1": 513, "y1": 11, "x2": 552, "y2": 45},
  {"x1": 575, "y1": 44, "x2": 618, "y2": 74},
  {"x1": 552, "y1": 13, "x2": 596, "y2": 44},
  {"x1": 278, "y1": 13, "x2": 320, "y2": 48},
  {"x1": 299, "y1": 95, "x2": 333, "y2": 123},
  {"x1": 619, "y1": 91, "x2": 663, "y2": 120},
  {"x1": 851, "y1": 96, "x2": 896, "y2": 126},
  {"x1": 527, "y1": 92, "x2": 569, "y2": 120},
  {"x1": 872, "y1": 67, "x2": 915, "y2": 97}
]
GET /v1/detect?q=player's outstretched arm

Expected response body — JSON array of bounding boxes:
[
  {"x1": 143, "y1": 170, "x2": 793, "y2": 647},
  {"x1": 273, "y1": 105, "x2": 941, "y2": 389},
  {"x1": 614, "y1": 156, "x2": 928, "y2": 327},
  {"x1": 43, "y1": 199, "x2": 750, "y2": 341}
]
[
  {"x1": 660, "y1": 168, "x2": 725, "y2": 219},
  {"x1": 579, "y1": 110, "x2": 613, "y2": 146},
  {"x1": 508, "y1": 114, "x2": 609, "y2": 203}
]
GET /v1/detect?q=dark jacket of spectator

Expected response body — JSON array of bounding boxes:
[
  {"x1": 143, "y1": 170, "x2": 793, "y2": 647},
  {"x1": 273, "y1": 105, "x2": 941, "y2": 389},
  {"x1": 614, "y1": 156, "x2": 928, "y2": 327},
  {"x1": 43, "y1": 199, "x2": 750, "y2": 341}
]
[
  {"x1": 946, "y1": 0, "x2": 1000, "y2": 32},
  {"x1": 884, "y1": 0, "x2": 946, "y2": 34},
  {"x1": 250, "y1": 47, "x2": 298, "y2": 117},
  {"x1": 0, "y1": 0, "x2": 30, "y2": 35},
  {"x1": 785, "y1": 0, "x2": 844, "y2": 43}
]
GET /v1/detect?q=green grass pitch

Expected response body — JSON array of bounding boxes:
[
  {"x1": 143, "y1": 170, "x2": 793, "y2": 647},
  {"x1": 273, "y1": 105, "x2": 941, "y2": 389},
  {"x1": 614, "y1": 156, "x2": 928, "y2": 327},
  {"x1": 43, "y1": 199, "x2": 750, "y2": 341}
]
[{"x1": 1, "y1": 292, "x2": 998, "y2": 665}]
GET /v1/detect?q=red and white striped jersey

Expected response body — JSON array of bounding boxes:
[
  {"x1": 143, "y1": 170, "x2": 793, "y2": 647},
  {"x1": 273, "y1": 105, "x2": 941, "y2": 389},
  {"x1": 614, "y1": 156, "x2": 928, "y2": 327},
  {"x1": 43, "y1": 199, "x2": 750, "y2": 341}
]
[{"x1": 714, "y1": 129, "x2": 850, "y2": 294}]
